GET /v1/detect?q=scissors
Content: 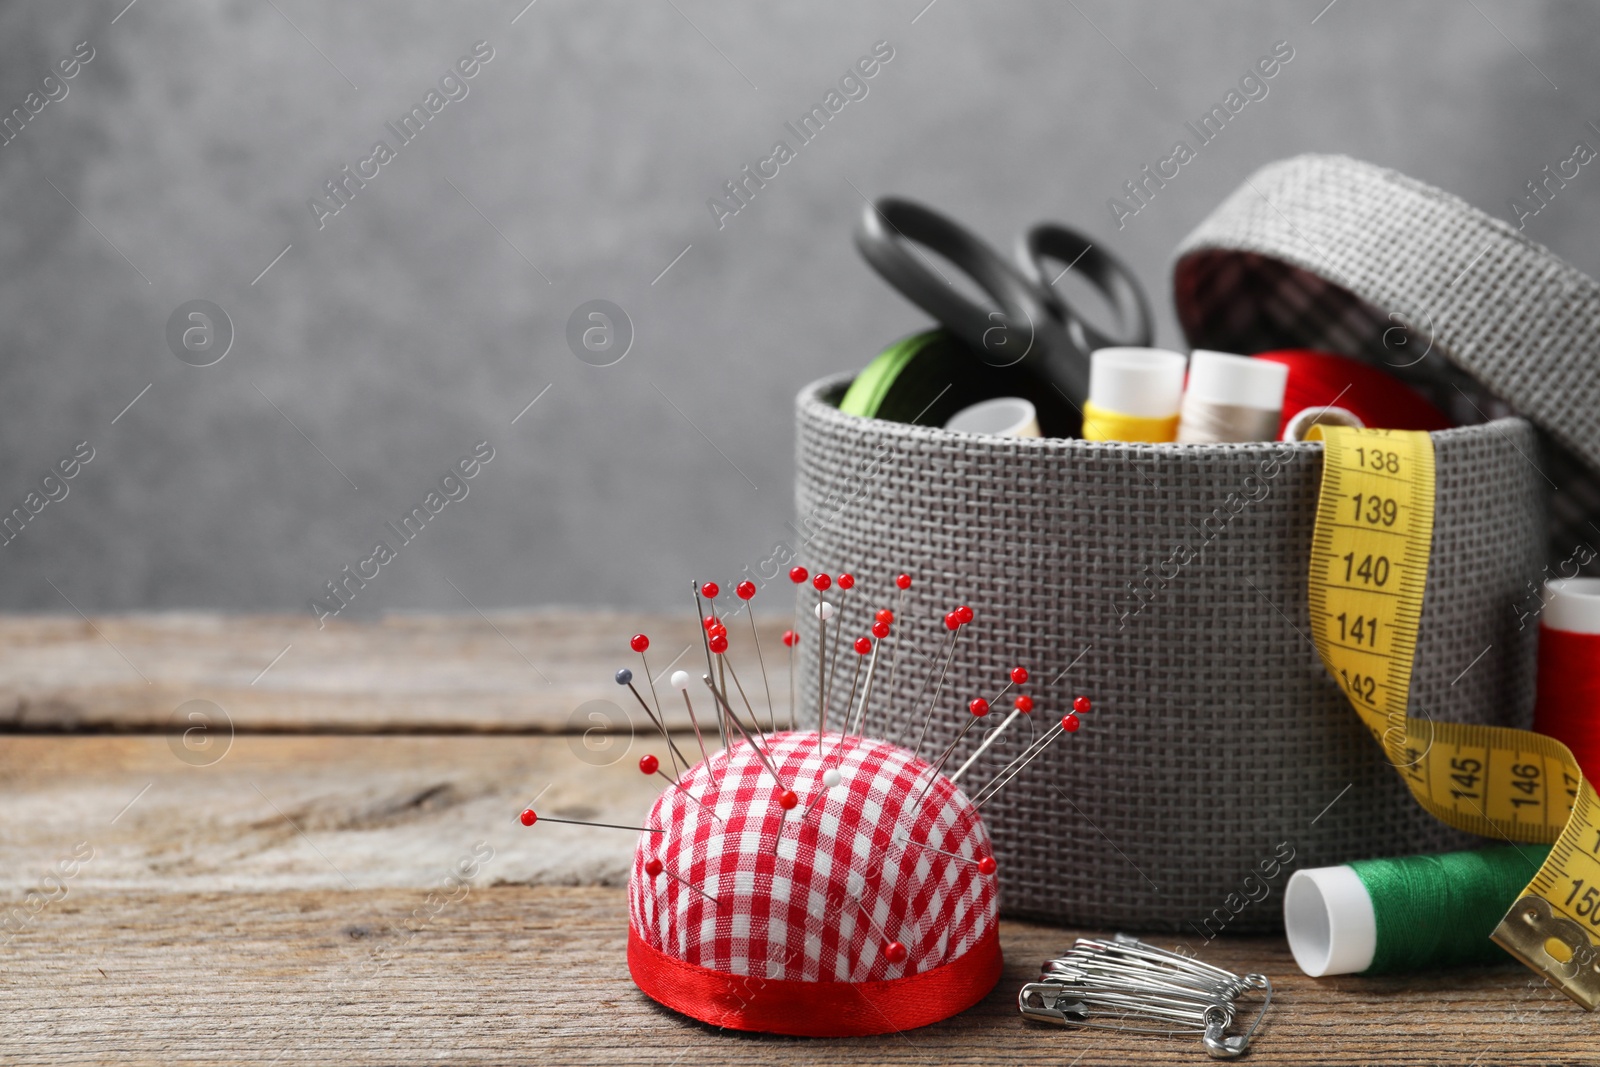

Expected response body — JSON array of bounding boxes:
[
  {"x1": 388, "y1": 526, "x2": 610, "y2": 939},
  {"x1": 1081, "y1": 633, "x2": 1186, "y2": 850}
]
[{"x1": 853, "y1": 197, "x2": 1153, "y2": 405}]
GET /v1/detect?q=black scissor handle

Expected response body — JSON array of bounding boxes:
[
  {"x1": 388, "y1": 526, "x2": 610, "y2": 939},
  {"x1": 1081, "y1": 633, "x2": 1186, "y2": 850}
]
[
  {"x1": 1019, "y1": 224, "x2": 1154, "y2": 351},
  {"x1": 855, "y1": 198, "x2": 1066, "y2": 371}
]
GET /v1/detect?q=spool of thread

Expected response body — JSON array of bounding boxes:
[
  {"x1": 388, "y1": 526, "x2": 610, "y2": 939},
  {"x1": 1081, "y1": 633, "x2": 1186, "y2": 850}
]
[
  {"x1": 945, "y1": 397, "x2": 1041, "y2": 438},
  {"x1": 1534, "y1": 577, "x2": 1600, "y2": 783},
  {"x1": 1282, "y1": 404, "x2": 1364, "y2": 442},
  {"x1": 1284, "y1": 844, "x2": 1552, "y2": 976},
  {"x1": 1176, "y1": 350, "x2": 1289, "y2": 443},
  {"x1": 1081, "y1": 347, "x2": 1187, "y2": 443},
  {"x1": 1253, "y1": 349, "x2": 1452, "y2": 437}
]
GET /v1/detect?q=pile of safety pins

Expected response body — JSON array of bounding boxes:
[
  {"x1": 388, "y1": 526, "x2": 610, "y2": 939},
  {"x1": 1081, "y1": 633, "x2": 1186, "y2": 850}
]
[{"x1": 1019, "y1": 935, "x2": 1272, "y2": 1060}]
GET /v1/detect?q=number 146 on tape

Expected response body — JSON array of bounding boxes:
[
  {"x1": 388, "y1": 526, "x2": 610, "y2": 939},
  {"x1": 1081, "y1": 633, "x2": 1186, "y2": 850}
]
[{"x1": 1307, "y1": 426, "x2": 1600, "y2": 1009}]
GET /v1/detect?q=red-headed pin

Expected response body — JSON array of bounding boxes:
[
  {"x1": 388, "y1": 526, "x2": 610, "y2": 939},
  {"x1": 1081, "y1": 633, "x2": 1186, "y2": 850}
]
[
  {"x1": 854, "y1": 636, "x2": 872, "y2": 655},
  {"x1": 736, "y1": 580, "x2": 756, "y2": 600},
  {"x1": 978, "y1": 856, "x2": 998, "y2": 876},
  {"x1": 884, "y1": 941, "x2": 908, "y2": 964},
  {"x1": 1010, "y1": 666, "x2": 1029, "y2": 685},
  {"x1": 630, "y1": 634, "x2": 650, "y2": 653},
  {"x1": 837, "y1": 573, "x2": 855, "y2": 590},
  {"x1": 813, "y1": 573, "x2": 832, "y2": 591},
  {"x1": 871, "y1": 620, "x2": 890, "y2": 639},
  {"x1": 700, "y1": 582, "x2": 720, "y2": 600},
  {"x1": 789, "y1": 566, "x2": 808, "y2": 584},
  {"x1": 895, "y1": 573, "x2": 912, "y2": 590},
  {"x1": 782, "y1": 630, "x2": 798, "y2": 647},
  {"x1": 520, "y1": 809, "x2": 663, "y2": 833}
]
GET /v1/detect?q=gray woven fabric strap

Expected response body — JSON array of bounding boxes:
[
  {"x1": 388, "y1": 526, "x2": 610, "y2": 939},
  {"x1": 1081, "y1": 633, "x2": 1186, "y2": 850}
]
[
  {"x1": 1173, "y1": 153, "x2": 1600, "y2": 568},
  {"x1": 794, "y1": 375, "x2": 1542, "y2": 932}
]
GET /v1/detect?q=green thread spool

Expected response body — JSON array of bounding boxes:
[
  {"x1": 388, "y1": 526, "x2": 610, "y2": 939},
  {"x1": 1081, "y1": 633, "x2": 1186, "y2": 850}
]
[{"x1": 1284, "y1": 844, "x2": 1552, "y2": 976}]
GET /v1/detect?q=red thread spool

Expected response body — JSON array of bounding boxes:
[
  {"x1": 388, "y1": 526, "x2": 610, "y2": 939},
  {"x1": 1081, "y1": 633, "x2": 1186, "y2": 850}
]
[
  {"x1": 1534, "y1": 578, "x2": 1600, "y2": 782},
  {"x1": 1253, "y1": 349, "x2": 1452, "y2": 437}
]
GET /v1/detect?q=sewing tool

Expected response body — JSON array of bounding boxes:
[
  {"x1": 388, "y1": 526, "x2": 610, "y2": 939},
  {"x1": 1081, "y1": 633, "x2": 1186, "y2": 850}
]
[
  {"x1": 1305, "y1": 424, "x2": 1600, "y2": 1007},
  {"x1": 1534, "y1": 577, "x2": 1600, "y2": 782},
  {"x1": 1255, "y1": 349, "x2": 1451, "y2": 440},
  {"x1": 1284, "y1": 845, "x2": 1553, "y2": 977},
  {"x1": 1081, "y1": 347, "x2": 1187, "y2": 442},
  {"x1": 1282, "y1": 404, "x2": 1363, "y2": 442},
  {"x1": 849, "y1": 196, "x2": 1152, "y2": 425},
  {"x1": 1019, "y1": 935, "x2": 1272, "y2": 1059},
  {"x1": 517, "y1": 809, "x2": 663, "y2": 833},
  {"x1": 526, "y1": 566, "x2": 1089, "y2": 1036},
  {"x1": 1177, "y1": 350, "x2": 1289, "y2": 444},
  {"x1": 945, "y1": 396, "x2": 1041, "y2": 438}
]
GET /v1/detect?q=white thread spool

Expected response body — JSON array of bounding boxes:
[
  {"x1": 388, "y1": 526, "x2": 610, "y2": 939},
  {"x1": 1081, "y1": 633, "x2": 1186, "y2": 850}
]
[
  {"x1": 1177, "y1": 350, "x2": 1289, "y2": 444},
  {"x1": 1283, "y1": 865, "x2": 1378, "y2": 976},
  {"x1": 1283, "y1": 404, "x2": 1366, "y2": 442},
  {"x1": 944, "y1": 397, "x2": 1041, "y2": 438}
]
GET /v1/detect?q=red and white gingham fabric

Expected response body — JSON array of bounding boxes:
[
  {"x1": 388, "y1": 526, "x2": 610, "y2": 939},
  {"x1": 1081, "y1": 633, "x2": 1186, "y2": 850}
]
[{"x1": 629, "y1": 730, "x2": 998, "y2": 984}]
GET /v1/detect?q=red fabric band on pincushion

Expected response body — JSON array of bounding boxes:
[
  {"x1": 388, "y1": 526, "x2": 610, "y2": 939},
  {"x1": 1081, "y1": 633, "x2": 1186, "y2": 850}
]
[{"x1": 628, "y1": 923, "x2": 1002, "y2": 1036}]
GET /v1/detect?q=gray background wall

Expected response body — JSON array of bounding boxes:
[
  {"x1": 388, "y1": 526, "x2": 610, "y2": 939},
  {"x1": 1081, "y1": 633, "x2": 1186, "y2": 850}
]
[{"x1": 1, "y1": 0, "x2": 1595, "y2": 617}]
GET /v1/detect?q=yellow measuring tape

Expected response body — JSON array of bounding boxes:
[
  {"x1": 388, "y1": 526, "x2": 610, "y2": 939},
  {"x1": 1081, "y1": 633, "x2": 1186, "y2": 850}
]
[{"x1": 1307, "y1": 425, "x2": 1600, "y2": 1008}]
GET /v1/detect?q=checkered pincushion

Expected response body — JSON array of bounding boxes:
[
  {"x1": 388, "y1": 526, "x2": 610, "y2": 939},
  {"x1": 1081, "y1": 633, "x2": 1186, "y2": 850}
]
[{"x1": 627, "y1": 730, "x2": 1002, "y2": 1033}]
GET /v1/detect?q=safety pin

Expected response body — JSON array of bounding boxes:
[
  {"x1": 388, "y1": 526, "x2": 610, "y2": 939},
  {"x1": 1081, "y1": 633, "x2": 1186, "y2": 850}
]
[{"x1": 1021, "y1": 936, "x2": 1272, "y2": 1060}]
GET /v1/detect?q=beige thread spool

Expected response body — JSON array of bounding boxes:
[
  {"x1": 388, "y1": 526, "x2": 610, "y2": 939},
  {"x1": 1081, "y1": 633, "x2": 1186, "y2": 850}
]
[{"x1": 1177, "y1": 350, "x2": 1289, "y2": 444}]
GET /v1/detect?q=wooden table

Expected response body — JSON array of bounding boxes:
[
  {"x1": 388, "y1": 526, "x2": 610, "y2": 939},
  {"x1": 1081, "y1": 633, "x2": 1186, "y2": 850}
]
[{"x1": 1, "y1": 614, "x2": 1591, "y2": 1065}]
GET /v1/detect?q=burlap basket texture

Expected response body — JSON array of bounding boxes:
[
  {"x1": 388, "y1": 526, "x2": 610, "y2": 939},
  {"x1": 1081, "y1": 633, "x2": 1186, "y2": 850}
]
[
  {"x1": 787, "y1": 155, "x2": 1583, "y2": 932},
  {"x1": 794, "y1": 382, "x2": 1540, "y2": 933}
]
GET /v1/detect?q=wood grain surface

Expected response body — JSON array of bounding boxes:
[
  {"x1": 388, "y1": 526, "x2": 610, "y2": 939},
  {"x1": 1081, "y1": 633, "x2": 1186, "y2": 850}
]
[
  {"x1": 0, "y1": 612, "x2": 794, "y2": 733},
  {"x1": 1, "y1": 614, "x2": 1595, "y2": 1065}
]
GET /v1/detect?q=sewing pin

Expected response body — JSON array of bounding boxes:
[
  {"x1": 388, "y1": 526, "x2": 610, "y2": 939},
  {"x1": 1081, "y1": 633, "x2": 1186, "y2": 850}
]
[
  {"x1": 911, "y1": 695, "x2": 991, "y2": 808},
  {"x1": 885, "y1": 571, "x2": 912, "y2": 694},
  {"x1": 701, "y1": 674, "x2": 791, "y2": 793},
  {"x1": 782, "y1": 628, "x2": 799, "y2": 731},
  {"x1": 812, "y1": 573, "x2": 832, "y2": 733},
  {"x1": 671, "y1": 669, "x2": 714, "y2": 773},
  {"x1": 822, "y1": 572, "x2": 853, "y2": 725},
  {"x1": 691, "y1": 581, "x2": 728, "y2": 755},
  {"x1": 643, "y1": 857, "x2": 721, "y2": 907},
  {"x1": 950, "y1": 672, "x2": 1032, "y2": 783},
  {"x1": 822, "y1": 636, "x2": 872, "y2": 767},
  {"x1": 712, "y1": 641, "x2": 770, "y2": 752},
  {"x1": 638, "y1": 754, "x2": 723, "y2": 824},
  {"x1": 519, "y1": 809, "x2": 663, "y2": 833},
  {"x1": 736, "y1": 580, "x2": 777, "y2": 733},
  {"x1": 974, "y1": 696, "x2": 1089, "y2": 809},
  {"x1": 630, "y1": 633, "x2": 671, "y2": 755},
  {"x1": 850, "y1": 622, "x2": 886, "y2": 737},
  {"x1": 891, "y1": 833, "x2": 998, "y2": 876},
  {"x1": 913, "y1": 606, "x2": 970, "y2": 758},
  {"x1": 616, "y1": 667, "x2": 690, "y2": 774}
]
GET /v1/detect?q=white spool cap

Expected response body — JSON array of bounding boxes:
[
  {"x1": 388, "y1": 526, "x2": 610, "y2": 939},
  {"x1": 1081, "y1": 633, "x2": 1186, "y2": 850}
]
[
  {"x1": 1283, "y1": 405, "x2": 1365, "y2": 442},
  {"x1": 1087, "y1": 347, "x2": 1187, "y2": 418},
  {"x1": 1284, "y1": 865, "x2": 1377, "y2": 977},
  {"x1": 944, "y1": 397, "x2": 1041, "y2": 438},
  {"x1": 1544, "y1": 577, "x2": 1600, "y2": 635},
  {"x1": 1187, "y1": 350, "x2": 1290, "y2": 411}
]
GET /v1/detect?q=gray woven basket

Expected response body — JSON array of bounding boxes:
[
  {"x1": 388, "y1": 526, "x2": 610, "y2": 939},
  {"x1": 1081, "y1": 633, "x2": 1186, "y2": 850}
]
[
  {"x1": 793, "y1": 376, "x2": 1543, "y2": 933},
  {"x1": 1174, "y1": 153, "x2": 1600, "y2": 571}
]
